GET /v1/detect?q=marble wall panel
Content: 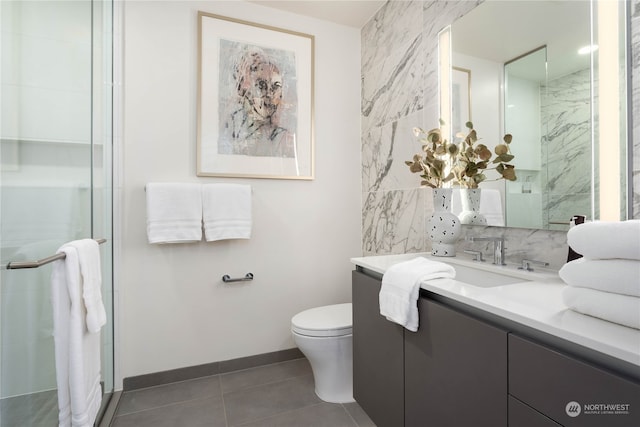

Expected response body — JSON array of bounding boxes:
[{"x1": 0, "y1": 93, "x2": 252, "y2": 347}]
[
  {"x1": 362, "y1": 110, "x2": 425, "y2": 193},
  {"x1": 362, "y1": 188, "x2": 428, "y2": 255},
  {"x1": 361, "y1": 0, "x2": 424, "y2": 76},
  {"x1": 547, "y1": 193, "x2": 592, "y2": 231},
  {"x1": 541, "y1": 68, "x2": 592, "y2": 227},
  {"x1": 361, "y1": 33, "x2": 424, "y2": 132}
]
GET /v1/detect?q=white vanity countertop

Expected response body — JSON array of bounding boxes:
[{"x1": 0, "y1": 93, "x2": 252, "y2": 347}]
[{"x1": 351, "y1": 252, "x2": 640, "y2": 367}]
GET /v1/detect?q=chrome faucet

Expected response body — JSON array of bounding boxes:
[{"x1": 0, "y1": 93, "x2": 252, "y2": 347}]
[
  {"x1": 518, "y1": 259, "x2": 549, "y2": 272},
  {"x1": 466, "y1": 236, "x2": 506, "y2": 265},
  {"x1": 463, "y1": 249, "x2": 485, "y2": 262}
]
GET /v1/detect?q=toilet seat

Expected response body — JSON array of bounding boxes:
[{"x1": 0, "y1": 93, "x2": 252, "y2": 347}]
[{"x1": 291, "y1": 303, "x2": 352, "y2": 337}]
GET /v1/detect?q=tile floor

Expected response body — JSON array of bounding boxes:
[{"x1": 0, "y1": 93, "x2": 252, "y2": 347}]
[
  {"x1": 111, "y1": 358, "x2": 376, "y2": 427},
  {"x1": 0, "y1": 389, "x2": 59, "y2": 426}
]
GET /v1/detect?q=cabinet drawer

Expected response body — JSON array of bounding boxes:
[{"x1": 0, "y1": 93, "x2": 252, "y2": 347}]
[
  {"x1": 405, "y1": 298, "x2": 507, "y2": 427},
  {"x1": 509, "y1": 395, "x2": 562, "y2": 427},
  {"x1": 509, "y1": 334, "x2": 640, "y2": 427}
]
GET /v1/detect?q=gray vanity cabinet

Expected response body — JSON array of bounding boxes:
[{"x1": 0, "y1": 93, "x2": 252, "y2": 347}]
[
  {"x1": 405, "y1": 297, "x2": 508, "y2": 427},
  {"x1": 509, "y1": 334, "x2": 640, "y2": 427},
  {"x1": 352, "y1": 270, "x2": 404, "y2": 427},
  {"x1": 352, "y1": 268, "x2": 640, "y2": 427}
]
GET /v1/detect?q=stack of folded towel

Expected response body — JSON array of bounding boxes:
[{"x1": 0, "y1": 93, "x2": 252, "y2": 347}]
[{"x1": 559, "y1": 220, "x2": 640, "y2": 329}]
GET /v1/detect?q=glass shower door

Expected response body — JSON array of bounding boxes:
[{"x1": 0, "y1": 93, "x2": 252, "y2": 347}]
[{"x1": 0, "y1": 1, "x2": 113, "y2": 425}]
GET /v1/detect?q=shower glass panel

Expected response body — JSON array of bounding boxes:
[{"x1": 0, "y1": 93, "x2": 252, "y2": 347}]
[{"x1": 0, "y1": 1, "x2": 113, "y2": 425}]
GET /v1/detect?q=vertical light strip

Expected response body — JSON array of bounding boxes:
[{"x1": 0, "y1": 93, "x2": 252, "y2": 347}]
[
  {"x1": 589, "y1": 0, "x2": 596, "y2": 220},
  {"x1": 438, "y1": 26, "x2": 452, "y2": 143},
  {"x1": 598, "y1": 0, "x2": 621, "y2": 221}
]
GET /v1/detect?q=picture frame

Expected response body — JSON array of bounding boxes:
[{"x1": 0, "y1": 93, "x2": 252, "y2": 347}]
[
  {"x1": 197, "y1": 12, "x2": 315, "y2": 180},
  {"x1": 451, "y1": 66, "x2": 471, "y2": 135}
]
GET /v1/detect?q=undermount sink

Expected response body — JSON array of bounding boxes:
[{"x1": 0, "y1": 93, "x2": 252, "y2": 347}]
[{"x1": 447, "y1": 263, "x2": 532, "y2": 288}]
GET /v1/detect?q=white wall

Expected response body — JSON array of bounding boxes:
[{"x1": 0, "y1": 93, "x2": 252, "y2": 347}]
[{"x1": 119, "y1": 0, "x2": 362, "y2": 385}]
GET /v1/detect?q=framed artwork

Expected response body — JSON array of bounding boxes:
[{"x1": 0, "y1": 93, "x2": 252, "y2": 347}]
[
  {"x1": 451, "y1": 67, "x2": 471, "y2": 135},
  {"x1": 197, "y1": 12, "x2": 315, "y2": 180}
]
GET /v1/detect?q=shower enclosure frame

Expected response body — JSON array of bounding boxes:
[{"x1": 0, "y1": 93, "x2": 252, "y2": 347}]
[{"x1": 0, "y1": 0, "x2": 118, "y2": 425}]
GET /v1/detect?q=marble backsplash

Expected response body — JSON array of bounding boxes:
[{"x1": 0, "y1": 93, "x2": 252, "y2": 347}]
[{"x1": 360, "y1": 0, "x2": 640, "y2": 270}]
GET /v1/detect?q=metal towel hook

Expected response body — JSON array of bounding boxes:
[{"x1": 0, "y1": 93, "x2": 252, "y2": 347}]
[{"x1": 222, "y1": 272, "x2": 254, "y2": 283}]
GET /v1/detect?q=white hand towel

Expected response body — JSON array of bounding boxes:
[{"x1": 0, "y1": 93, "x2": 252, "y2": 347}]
[
  {"x1": 559, "y1": 258, "x2": 640, "y2": 297},
  {"x1": 567, "y1": 220, "x2": 640, "y2": 260},
  {"x1": 73, "y1": 239, "x2": 107, "y2": 333},
  {"x1": 202, "y1": 184, "x2": 252, "y2": 242},
  {"x1": 51, "y1": 241, "x2": 104, "y2": 427},
  {"x1": 451, "y1": 189, "x2": 504, "y2": 226},
  {"x1": 480, "y1": 189, "x2": 504, "y2": 226},
  {"x1": 379, "y1": 257, "x2": 456, "y2": 332},
  {"x1": 562, "y1": 286, "x2": 640, "y2": 330},
  {"x1": 146, "y1": 183, "x2": 203, "y2": 244}
]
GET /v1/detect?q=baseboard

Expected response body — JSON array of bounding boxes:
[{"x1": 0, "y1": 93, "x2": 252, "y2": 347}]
[{"x1": 123, "y1": 347, "x2": 304, "y2": 391}]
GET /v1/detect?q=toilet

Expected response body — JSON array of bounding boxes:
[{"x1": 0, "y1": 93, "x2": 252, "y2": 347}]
[{"x1": 291, "y1": 303, "x2": 354, "y2": 403}]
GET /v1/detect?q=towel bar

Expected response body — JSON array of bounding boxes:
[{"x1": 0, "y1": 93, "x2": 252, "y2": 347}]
[
  {"x1": 4, "y1": 238, "x2": 107, "y2": 270},
  {"x1": 222, "y1": 272, "x2": 254, "y2": 283}
]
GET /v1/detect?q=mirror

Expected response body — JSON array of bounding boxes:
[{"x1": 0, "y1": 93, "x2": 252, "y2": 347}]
[{"x1": 443, "y1": 0, "x2": 628, "y2": 230}]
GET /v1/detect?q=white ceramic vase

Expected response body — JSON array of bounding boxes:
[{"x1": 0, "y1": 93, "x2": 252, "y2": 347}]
[
  {"x1": 428, "y1": 188, "x2": 462, "y2": 257},
  {"x1": 458, "y1": 188, "x2": 488, "y2": 225}
]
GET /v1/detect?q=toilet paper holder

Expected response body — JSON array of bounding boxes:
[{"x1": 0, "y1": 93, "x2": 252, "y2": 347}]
[{"x1": 222, "y1": 272, "x2": 254, "y2": 283}]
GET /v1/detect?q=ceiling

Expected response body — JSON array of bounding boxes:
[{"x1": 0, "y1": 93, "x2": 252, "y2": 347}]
[
  {"x1": 453, "y1": 1, "x2": 592, "y2": 81},
  {"x1": 247, "y1": 0, "x2": 386, "y2": 28}
]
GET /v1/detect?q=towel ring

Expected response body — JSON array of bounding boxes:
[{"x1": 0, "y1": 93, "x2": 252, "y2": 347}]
[{"x1": 222, "y1": 273, "x2": 254, "y2": 283}]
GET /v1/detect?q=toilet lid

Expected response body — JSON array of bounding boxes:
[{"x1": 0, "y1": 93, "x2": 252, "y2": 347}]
[{"x1": 291, "y1": 303, "x2": 352, "y2": 337}]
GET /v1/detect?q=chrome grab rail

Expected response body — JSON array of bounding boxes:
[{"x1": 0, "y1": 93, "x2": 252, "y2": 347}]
[
  {"x1": 4, "y1": 238, "x2": 107, "y2": 270},
  {"x1": 222, "y1": 273, "x2": 254, "y2": 283}
]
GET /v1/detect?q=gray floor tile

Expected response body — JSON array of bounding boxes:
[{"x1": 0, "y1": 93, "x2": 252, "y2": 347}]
[
  {"x1": 343, "y1": 402, "x2": 377, "y2": 427},
  {"x1": 111, "y1": 396, "x2": 226, "y2": 427},
  {"x1": 236, "y1": 402, "x2": 358, "y2": 427},
  {"x1": 110, "y1": 358, "x2": 377, "y2": 427},
  {"x1": 117, "y1": 375, "x2": 222, "y2": 415},
  {"x1": 224, "y1": 374, "x2": 322, "y2": 426},
  {"x1": 220, "y1": 358, "x2": 312, "y2": 393},
  {"x1": 0, "y1": 390, "x2": 59, "y2": 427}
]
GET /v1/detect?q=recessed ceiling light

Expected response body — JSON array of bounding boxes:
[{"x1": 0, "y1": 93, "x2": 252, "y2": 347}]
[{"x1": 578, "y1": 45, "x2": 598, "y2": 55}]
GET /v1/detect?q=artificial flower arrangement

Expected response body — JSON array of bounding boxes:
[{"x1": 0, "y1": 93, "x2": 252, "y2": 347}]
[
  {"x1": 405, "y1": 121, "x2": 458, "y2": 189},
  {"x1": 406, "y1": 120, "x2": 516, "y2": 188}
]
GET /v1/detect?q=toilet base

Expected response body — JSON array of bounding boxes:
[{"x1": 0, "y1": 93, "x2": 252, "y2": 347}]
[{"x1": 293, "y1": 333, "x2": 354, "y2": 404}]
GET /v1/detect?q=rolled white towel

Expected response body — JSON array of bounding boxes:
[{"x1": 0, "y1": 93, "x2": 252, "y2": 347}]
[
  {"x1": 567, "y1": 220, "x2": 640, "y2": 260},
  {"x1": 559, "y1": 258, "x2": 640, "y2": 297},
  {"x1": 562, "y1": 286, "x2": 640, "y2": 330}
]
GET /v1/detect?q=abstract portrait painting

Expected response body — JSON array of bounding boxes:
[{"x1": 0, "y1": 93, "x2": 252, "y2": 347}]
[{"x1": 197, "y1": 12, "x2": 314, "y2": 179}]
